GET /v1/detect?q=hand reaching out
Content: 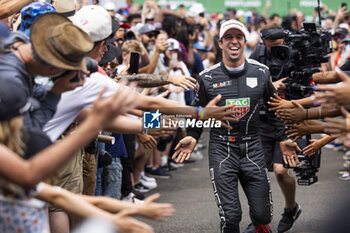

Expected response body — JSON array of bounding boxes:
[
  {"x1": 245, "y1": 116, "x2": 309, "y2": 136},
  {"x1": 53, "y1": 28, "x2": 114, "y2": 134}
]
[
  {"x1": 280, "y1": 139, "x2": 302, "y2": 167},
  {"x1": 168, "y1": 74, "x2": 196, "y2": 90},
  {"x1": 137, "y1": 193, "x2": 175, "y2": 221},
  {"x1": 303, "y1": 139, "x2": 322, "y2": 156},
  {"x1": 275, "y1": 101, "x2": 306, "y2": 123},
  {"x1": 113, "y1": 208, "x2": 154, "y2": 233},
  {"x1": 205, "y1": 94, "x2": 238, "y2": 129},
  {"x1": 172, "y1": 136, "x2": 197, "y2": 163},
  {"x1": 286, "y1": 121, "x2": 310, "y2": 141},
  {"x1": 136, "y1": 134, "x2": 157, "y2": 149},
  {"x1": 314, "y1": 69, "x2": 350, "y2": 106},
  {"x1": 322, "y1": 107, "x2": 350, "y2": 136},
  {"x1": 90, "y1": 85, "x2": 140, "y2": 129},
  {"x1": 268, "y1": 93, "x2": 294, "y2": 111}
]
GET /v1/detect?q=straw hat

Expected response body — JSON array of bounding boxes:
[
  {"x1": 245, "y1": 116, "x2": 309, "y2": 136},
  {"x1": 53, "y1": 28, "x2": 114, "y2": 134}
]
[{"x1": 30, "y1": 12, "x2": 93, "y2": 72}]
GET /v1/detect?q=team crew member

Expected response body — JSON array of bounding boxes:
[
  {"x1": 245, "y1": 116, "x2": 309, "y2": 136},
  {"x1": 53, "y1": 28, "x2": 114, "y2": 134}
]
[
  {"x1": 173, "y1": 20, "x2": 300, "y2": 233},
  {"x1": 249, "y1": 23, "x2": 302, "y2": 233}
]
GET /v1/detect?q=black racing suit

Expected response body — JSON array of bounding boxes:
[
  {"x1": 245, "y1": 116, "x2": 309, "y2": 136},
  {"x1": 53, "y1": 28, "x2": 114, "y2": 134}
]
[{"x1": 187, "y1": 59, "x2": 287, "y2": 233}]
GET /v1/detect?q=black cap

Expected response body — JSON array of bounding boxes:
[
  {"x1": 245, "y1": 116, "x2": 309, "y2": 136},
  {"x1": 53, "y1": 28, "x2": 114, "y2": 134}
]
[
  {"x1": 334, "y1": 27, "x2": 348, "y2": 36},
  {"x1": 261, "y1": 28, "x2": 285, "y2": 40},
  {"x1": 99, "y1": 42, "x2": 118, "y2": 65},
  {"x1": 111, "y1": 18, "x2": 120, "y2": 35},
  {"x1": 0, "y1": 80, "x2": 39, "y2": 121}
]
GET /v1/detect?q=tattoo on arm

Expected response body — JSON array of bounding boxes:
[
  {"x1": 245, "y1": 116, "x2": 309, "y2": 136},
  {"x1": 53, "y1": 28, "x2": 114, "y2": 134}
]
[{"x1": 120, "y1": 74, "x2": 170, "y2": 87}]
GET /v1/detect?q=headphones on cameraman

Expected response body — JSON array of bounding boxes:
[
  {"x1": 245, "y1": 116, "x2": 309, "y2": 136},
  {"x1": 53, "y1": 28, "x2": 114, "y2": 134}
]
[{"x1": 260, "y1": 28, "x2": 285, "y2": 40}]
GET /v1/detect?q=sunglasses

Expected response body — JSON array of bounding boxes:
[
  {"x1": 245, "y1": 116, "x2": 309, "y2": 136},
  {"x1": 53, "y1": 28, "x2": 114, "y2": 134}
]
[
  {"x1": 146, "y1": 33, "x2": 157, "y2": 38},
  {"x1": 332, "y1": 34, "x2": 346, "y2": 41},
  {"x1": 102, "y1": 62, "x2": 117, "y2": 69}
]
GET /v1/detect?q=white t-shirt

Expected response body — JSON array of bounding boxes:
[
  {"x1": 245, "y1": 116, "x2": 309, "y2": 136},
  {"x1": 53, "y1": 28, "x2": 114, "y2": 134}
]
[
  {"x1": 116, "y1": 64, "x2": 127, "y2": 75},
  {"x1": 43, "y1": 72, "x2": 119, "y2": 142},
  {"x1": 167, "y1": 61, "x2": 190, "y2": 106}
]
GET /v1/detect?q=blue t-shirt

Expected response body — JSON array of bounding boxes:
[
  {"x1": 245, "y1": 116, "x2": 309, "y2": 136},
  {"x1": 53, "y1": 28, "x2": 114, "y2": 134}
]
[{"x1": 105, "y1": 133, "x2": 128, "y2": 158}]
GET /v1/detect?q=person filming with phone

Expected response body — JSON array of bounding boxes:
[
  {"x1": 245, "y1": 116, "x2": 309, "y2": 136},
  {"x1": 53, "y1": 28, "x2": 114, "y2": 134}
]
[{"x1": 163, "y1": 38, "x2": 191, "y2": 106}]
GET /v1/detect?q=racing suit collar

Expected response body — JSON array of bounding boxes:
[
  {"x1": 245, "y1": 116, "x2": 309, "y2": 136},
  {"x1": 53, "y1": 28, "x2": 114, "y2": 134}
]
[{"x1": 220, "y1": 60, "x2": 248, "y2": 78}]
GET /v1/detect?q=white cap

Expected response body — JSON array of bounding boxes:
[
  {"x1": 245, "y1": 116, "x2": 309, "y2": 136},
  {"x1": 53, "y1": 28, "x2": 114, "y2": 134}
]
[
  {"x1": 103, "y1": 1, "x2": 116, "y2": 11},
  {"x1": 219, "y1": 19, "x2": 247, "y2": 40},
  {"x1": 72, "y1": 5, "x2": 112, "y2": 42},
  {"x1": 189, "y1": 3, "x2": 205, "y2": 15},
  {"x1": 130, "y1": 23, "x2": 144, "y2": 35},
  {"x1": 167, "y1": 38, "x2": 181, "y2": 52}
]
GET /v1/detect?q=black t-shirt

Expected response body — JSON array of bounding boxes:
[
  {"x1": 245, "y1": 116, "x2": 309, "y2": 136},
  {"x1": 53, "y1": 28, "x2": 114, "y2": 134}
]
[{"x1": 21, "y1": 127, "x2": 52, "y2": 159}]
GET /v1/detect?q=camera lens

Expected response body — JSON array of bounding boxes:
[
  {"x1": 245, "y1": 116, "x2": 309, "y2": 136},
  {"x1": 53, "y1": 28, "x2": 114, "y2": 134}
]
[
  {"x1": 277, "y1": 50, "x2": 288, "y2": 61},
  {"x1": 271, "y1": 45, "x2": 290, "y2": 66}
]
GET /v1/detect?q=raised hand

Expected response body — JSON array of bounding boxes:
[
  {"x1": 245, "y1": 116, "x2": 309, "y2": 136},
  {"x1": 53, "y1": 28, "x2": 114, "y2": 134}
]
[
  {"x1": 156, "y1": 39, "x2": 168, "y2": 54},
  {"x1": 172, "y1": 136, "x2": 197, "y2": 163},
  {"x1": 90, "y1": 85, "x2": 140, "y2": 129}
]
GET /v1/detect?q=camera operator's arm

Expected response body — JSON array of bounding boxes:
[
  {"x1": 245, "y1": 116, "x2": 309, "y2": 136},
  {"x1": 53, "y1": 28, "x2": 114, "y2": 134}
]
[
  {"x1": 314, "y1": 69, "x2": 350, "y2": 106},
  {"x1": 286, "y1": 120, "x2": 326, "y2": 140},
  {"x1": 303, "y1": 135, "x2": 337, "y2": 156},
  {"x1": 119, "y1": 73, "x2": 196, "y2": 90},
  {"x1": 276, "y1": 101, "x2": 340, "y2": 123},
  {"x1": 268, "y1": 93, "x2": 314, "y2": 111},
  {"x1": 272, "y1": 77, "x2": 287, "y2": 94}
]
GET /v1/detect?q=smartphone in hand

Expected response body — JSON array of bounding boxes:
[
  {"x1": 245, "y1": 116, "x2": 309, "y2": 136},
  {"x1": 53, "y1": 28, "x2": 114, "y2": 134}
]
[{"x1": 128, "y1": 52, "x2": 139, "y2": 74}]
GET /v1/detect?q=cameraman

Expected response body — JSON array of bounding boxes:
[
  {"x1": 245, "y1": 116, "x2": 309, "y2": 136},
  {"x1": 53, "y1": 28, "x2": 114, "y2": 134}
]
[{"x1": 249, "y1": 23, "x2": 301, "y2": 233}]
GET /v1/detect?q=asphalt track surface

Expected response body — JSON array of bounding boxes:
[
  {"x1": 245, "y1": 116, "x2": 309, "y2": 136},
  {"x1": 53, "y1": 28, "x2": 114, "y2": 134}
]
[{"x1": 144, "y1": 132, "x2": 350, "y2": 233}]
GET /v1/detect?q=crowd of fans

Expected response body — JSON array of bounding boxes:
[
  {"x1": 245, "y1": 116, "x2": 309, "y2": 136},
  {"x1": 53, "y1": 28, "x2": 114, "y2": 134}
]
[{"x1": 0, "y1": 0, "x2": 349, "y2": 232}]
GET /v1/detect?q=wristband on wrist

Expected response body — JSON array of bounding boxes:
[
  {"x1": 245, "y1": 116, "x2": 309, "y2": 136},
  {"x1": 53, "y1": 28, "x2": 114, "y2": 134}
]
[
  {"x1": 318, "y1": 107, "x2": 322, "y2": 119},
  {"x1": 199, "y1": 108, "x2": 207, "y2": 120},
  {"x1": 195, "y1": 106, "x2": 201, "y2": 120}
]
